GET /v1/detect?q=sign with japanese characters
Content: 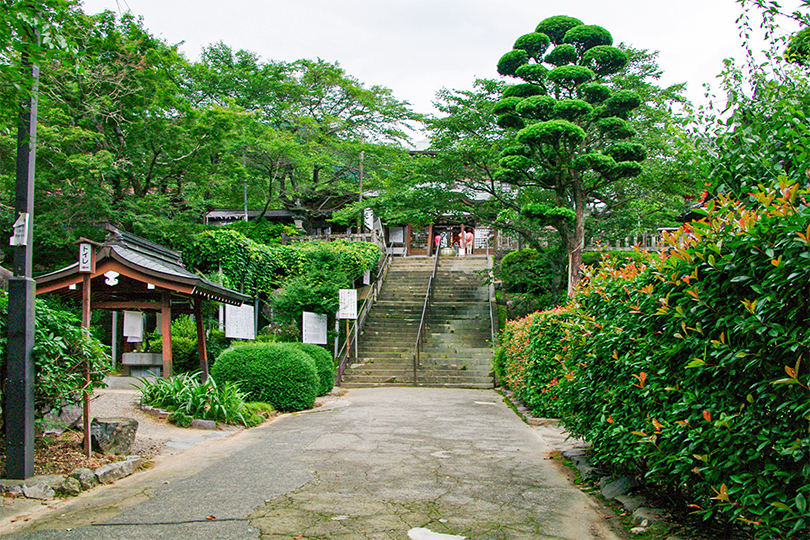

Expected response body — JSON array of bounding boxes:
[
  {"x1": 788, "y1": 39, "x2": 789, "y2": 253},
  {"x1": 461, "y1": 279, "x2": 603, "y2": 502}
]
[
  {"x1": 302, "y1": 312, "x2": 328, "y2": 344},
  {"x1": 338, "y1": 289, "x2": 357, "y2": 319}
]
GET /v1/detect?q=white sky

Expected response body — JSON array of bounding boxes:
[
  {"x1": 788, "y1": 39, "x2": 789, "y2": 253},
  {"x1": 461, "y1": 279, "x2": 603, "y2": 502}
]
[{"x1": 78, "y1": 0, "x2": 805, "y2": 117}]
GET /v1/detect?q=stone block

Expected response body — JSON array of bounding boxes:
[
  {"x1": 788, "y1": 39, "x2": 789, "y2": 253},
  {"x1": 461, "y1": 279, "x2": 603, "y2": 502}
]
[
  {"x1": 600, "y1": 476, "x2": 638, "y2": 500},
  {"x1": 125, "y1": 455, "x2": 144, "y2": 468},
  {"x1": 57, "y1": 476, "x2": 82, "y2": 496},
  {"x1": 95, "y1": 460, "x2": 135, "y2": 484},
  {"x1": 41, "y1": 403, "x2": 82, "y2": 435},
  {"x1": 615, "y1": 494, "x2": 646, "y2": 513},
  {"x1": 191, "y1": 419, "x2": 217, "y2": 430},
  {"x1": 69, "y1": 468, "x2": 99, "y2": 491},
  {"x1": 632, "y1": 506, "x2": 663, "y2": 524},
  {"x1": 90, "y1": 417, "x2": 138, "y2": 455},
  {"x1": 22, "y1": 482, "x2": 55, "y2": 500}
]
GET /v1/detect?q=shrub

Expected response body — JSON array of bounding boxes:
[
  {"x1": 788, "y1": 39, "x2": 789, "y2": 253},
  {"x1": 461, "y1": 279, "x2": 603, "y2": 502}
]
[
  {"x1": 495, "y1": 311, "x2": 541, "y2": 394},
  {"x1": 0, "y1": 293, "x2": 110, "y2": 416},
  {"x1": 289, "y1": 343, "x2": 335, "y2": 396},
  {"x1": 138, "y1": 372, "x2": 253, "y2": 426},
  {"x1": 211, "y1": 343, "x2": 319, "y2": 412},
  {"x1": 497, "y1": 307, "x2": 572, "y2": 417},
  {"x1": 148, "y1": 316, "x2": 201, "y2": 373},
  {"x1": 556, "y1": 187, "x2": 810, "y2": 538}
]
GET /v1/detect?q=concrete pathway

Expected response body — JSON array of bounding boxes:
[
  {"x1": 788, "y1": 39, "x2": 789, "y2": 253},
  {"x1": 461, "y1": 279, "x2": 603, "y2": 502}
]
[{"x1": 1, "y1": 388, "x2": 625, "y2": 540}]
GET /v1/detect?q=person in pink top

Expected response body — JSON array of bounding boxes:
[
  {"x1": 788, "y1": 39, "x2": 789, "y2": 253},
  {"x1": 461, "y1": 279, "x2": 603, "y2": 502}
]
[{"x1": 465, "y1": 230, "x2": 474, "y2": 255}]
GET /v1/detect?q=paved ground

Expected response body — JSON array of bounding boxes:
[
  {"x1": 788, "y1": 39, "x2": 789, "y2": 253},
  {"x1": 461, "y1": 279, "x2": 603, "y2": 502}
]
[{"x1": 0, "y1": 388, "x2": 625, "y2": 540}]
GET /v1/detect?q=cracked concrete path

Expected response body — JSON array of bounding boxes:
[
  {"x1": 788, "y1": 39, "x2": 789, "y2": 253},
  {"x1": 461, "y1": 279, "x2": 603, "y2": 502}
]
[{"x1": 0, "y1": 388, "x2": 625, "y2": 540}]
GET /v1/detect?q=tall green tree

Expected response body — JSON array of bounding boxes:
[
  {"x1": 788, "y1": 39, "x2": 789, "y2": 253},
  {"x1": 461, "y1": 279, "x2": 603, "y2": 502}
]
[{"x1": 493, "y1": 15, "x2": 648, "y2": 291}]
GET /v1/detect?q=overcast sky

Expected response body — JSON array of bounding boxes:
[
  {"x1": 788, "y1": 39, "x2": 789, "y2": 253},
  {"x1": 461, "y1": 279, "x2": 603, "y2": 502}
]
[{"x1": 78, "y1": 0, "x2": 804, "y2": 117}]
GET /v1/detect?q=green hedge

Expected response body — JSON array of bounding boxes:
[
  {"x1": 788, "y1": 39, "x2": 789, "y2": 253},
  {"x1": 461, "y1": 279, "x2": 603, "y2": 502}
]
[
  {"x1": 211, "y1": 343, "x2": 319, "y2": 412},
  {"x1": 499, "y1": 187, "x2": 810, "y2": 538},
  {"x1": 289, "y1": 343, "x2": 335, "y2": 396}
]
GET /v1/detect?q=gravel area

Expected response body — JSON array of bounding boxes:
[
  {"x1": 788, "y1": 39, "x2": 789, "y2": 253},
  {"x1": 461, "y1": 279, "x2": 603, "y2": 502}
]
[{"x1": 91, "y1": 376, "x2": 243, "y2": 459}]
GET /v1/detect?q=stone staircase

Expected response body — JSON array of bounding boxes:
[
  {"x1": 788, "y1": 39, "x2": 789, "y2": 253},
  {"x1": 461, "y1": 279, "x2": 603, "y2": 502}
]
[{"x1": 340, "y1": 256, "x2": 494, "y2": 389}]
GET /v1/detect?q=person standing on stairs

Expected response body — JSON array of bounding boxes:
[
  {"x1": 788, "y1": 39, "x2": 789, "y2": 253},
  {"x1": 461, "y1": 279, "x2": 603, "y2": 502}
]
[{"x1": 465, "y1": 230, "x2": 474, "y2": 255}]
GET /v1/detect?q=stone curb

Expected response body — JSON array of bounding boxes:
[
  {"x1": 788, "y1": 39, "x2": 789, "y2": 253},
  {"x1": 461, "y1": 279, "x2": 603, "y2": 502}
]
[{"x1": 0, "y1": 454, "x2": 143, "y2": 501}]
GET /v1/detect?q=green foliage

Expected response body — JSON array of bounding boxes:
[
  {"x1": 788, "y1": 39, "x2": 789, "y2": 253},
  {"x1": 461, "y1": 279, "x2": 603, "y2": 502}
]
[
  {"x1": 222, "y1": 220, "x2": 298, "y2": 245},
  {"x1": 138, "y1": 372, "x2": 257, "y2": 426},
  {"x1": 497, "y1": 49, "x2": 529, "y2": 77},
  {"x1": 289, "y1": 343, "x2": 335, "y2": 396},
  {"x1": 535, "y1": 16, "x2": 584, "y2": 45},
  {"x1": 689, "y1": 5, "x2": 810, "y2": 199},
  {"x1": 505, "y1": 185, "x2": 810, "y2": 538},
  {"x1": 562, "y1": 25, "x2": 613, "y2": 54},
  {"x1": 211, "y1": 343, "x2": 318, "y2": 412},
  {"x1": 495, "y1": 246, "x2": 567, "y2": 317},
  {"x1": 0, "y1": 293, "x2": 110, "y2": 416},
  {"x1": 513, "y1": 32, "x2": 550, "y2": 61},
  {"x1": 148, "y1": 315, "x2": 201, "y2": 374}
]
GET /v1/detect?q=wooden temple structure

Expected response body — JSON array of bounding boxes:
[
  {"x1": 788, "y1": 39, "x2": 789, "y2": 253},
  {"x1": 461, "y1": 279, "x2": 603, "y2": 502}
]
[{"x1": 35, "y1": 225, "x2": 250, "y2": 379}]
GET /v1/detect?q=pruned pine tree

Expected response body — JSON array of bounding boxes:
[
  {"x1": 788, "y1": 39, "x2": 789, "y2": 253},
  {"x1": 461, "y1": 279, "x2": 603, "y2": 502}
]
[{"x1": 494, "y1": 15, "x2": 646, "y2": 291}]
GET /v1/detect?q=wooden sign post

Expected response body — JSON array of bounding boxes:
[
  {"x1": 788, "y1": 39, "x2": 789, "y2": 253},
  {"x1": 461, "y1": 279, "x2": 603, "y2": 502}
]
[{"x1": 75, "y1": 238, "x2": 100, "y2": 457}]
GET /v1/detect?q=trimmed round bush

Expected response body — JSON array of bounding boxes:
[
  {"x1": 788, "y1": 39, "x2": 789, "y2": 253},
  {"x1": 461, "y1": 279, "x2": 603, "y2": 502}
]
[
  {"x1": 517, "y1": 119, "x2": 586, "y2": 148},
  {"x1": 563, "y1": 24, "x2": 613, "y2": 54},
  {"x1": 543, "y1": 43, "x2": 577, "y2": 66},
  {"x1": 535, "y1": 15, "x2": 583, "y2": 44},
  {"x1": 502, "y1": 83, "x2": 543, "y2": 98},
  {"x1": 212, "y1": 343, "x2": 318, "y2": 412},
  {"x1": 513, "y1": 32, "x2": 550, "y2": 60},
  {"x1": 581, "y1": 45, "x2": 628, "y2": 76},
  {"x1": 497, "y1": 49, "x2": 529, "y2": 77},
  {"x1": 289, "y1": 343, "x2": 335, "y2": 396}
]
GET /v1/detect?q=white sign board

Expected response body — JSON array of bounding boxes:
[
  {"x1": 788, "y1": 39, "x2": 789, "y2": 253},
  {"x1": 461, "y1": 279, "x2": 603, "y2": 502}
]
[
  {"x1": 225, "y1": 303, "x2": 255, "y2": 340},
  {"x1": 364, "y1": 208, "x2": 374, "y2": 231},
  {"x1": 389, "y1": 226, "x2": 404, "y2": 244},
  {"x1": 338, "y1": 289, "x2": 357, "y2": 320},
  {"x1": 302, "y1": 312, "x2": 328, "y2": 345},
  {"x1": 9, "y1": 213, "x2": 29, "y2": 246},
  {"x1": 79, "y1": 243, "x2": 93, "y2": 272},
  {"x1": 363, "y1": 269, "x2": 371, "y2": 286}
]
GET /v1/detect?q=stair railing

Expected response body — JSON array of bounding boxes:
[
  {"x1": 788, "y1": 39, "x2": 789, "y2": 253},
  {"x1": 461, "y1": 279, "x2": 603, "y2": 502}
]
[
  {"x1": 413, "y1": 251, "x2": 441, "y2": 386},
  {"x1": 334, "y1": 244, "x2": 394, "y2": 385},
  {"x1": 487, "y1": 238, "x2": 497, "y2": 345}
]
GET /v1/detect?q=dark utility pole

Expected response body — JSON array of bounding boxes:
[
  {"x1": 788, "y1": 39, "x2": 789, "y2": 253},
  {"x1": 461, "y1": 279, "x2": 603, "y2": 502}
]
[{"x1": 5, "y1": 33, "x2": 40, "y2": 479}]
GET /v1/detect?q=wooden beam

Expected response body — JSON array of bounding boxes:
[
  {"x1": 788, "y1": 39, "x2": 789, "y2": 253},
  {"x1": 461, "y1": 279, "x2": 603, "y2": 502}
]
[
  {"x1": 427, "y1": 224, "x2": 433, "y2": 257},
  {"x1": 93, "y1": 301, "x2": 161, "y2": 311},
  {"x1": 194, "y1": 298, "x2": 209, "y2": 382},
  {"x1": 161, "y1": 292, "x2": 172, "y2": 378}
]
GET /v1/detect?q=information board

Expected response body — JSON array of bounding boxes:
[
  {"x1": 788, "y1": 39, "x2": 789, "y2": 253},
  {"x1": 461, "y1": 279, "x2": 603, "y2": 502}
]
[
  {"x1": 302, "y1": 312, "x2": 328, "y2": 345},
  {"x1": 225, "y1": 303, "x2": 255, "y2": 340},
  {"x1": 338, "y1": 289, "x2": 357, "y2": 319}
]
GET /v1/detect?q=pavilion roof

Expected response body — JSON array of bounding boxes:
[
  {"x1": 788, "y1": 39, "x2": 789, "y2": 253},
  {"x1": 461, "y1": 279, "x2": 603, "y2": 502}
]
[{"x1": 36, "y1": 226, "x2": 250, "y2": 307}]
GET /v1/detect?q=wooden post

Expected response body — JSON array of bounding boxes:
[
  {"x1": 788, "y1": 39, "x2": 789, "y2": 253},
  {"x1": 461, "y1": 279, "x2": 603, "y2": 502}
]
[
  {"x1": 427, "y1": 224, "x2": 433, "y2": 257},
  {"x1": 194, "y1": 298, "x2": 208, "y2": 382},
  {"x1": 82, "y1": 273, "x2": 91, "y2": 457},
  {"x1": 161, "y1": 292, "x2": 172, "y2": 378}
]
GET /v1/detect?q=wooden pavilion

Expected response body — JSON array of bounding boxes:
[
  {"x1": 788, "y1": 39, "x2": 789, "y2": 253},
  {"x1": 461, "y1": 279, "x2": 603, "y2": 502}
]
[{"x1": 35, "y1": 225, "x2": 250, "y2": 378}]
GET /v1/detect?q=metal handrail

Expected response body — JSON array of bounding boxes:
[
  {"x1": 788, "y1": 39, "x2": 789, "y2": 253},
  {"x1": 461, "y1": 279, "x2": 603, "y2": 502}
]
[
  {"x1": 487, "y1": 238, "x2": 496, "y2": 345},
  {"x1": 334, "y1": 244, "x2": 393, "y2": 385},
  {"x1": 486, "y1": 238, "x2": 499, "y2": 387},
  {"x1": 412, "y1": 250, "x2": 441, "y2": 386}
]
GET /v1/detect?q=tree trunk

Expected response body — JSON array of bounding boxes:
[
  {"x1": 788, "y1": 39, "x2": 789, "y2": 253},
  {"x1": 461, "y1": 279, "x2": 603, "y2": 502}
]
[{"x1": 567, "y1": 184, "x2": 586, "y2": 295}]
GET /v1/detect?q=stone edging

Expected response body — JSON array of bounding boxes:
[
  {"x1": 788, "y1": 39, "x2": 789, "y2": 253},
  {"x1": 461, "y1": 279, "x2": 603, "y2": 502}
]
[{"x1": 0, "y1": 455, "x2": 143, "y2": 501}]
